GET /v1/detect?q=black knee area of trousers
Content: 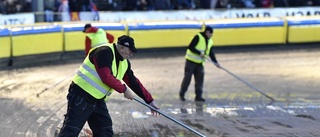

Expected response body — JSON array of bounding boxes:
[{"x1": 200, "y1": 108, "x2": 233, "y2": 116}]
[{"x1": 91, "y1": 126, "x2": 114, "y2": 137}]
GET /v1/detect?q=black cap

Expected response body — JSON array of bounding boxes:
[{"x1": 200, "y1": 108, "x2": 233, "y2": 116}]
[
  {"x1": 117, "y1": 35, "x2": 137, "y2": 53},
  {"x1": 204, "y1": 26, "x2": 213, "y2": 33},
  {"x1": 83, "y1": 24, "x2": 92, "y2": 32}
]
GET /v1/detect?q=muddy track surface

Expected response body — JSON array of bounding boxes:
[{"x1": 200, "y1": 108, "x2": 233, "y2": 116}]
[{"x1": 1, "y1": 45, "x2": 320, "y2": 137}]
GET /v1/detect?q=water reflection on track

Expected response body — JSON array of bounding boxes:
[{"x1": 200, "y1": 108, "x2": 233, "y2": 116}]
[{"x1": 121, "y1": 100, "x2": 320, "y2": 137}]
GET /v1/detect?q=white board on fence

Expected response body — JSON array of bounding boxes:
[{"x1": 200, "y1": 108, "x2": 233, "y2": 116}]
[{"x1": 0, "y1": 13, "x2": 35, "y2": 25}]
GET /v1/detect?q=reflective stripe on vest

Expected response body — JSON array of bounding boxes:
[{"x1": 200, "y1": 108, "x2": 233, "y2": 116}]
[
  {"x1": 86, "y1": 28, "x2": 109, "y2": 48},
  {"x1": 185, "y1": 33, "x2": 213, "y2": 64},
  {"x1": 73, "y1": 44, "x2": 128, "y2": 100}
]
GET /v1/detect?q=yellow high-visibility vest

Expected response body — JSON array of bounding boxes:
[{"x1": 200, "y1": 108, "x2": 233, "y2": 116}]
[
  {"x1": 185, "y1": 33, "x2": 213, "y2": 64},
  {"x1": 86, "y1": 28, "x2": 109, "y2": 48},
  {"x1": 73, "y1": 44, "x2": 128, "y2": 101}
]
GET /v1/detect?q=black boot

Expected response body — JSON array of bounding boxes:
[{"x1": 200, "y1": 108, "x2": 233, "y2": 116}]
[
  {"x1": 195, "y1": 89, "x2": 205, "y2": 102},
  {"x1": 179, "y1": 92, "x2": 186, "y2": 101},
  {"x1": 195, "y1": 97, "x2": 205, "y2": 102}
]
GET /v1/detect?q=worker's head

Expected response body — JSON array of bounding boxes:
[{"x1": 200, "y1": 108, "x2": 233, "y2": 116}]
[
  {"x1": 116, "y1": 35, "x2": 137, "y2": 59},
  {"x1": 82, "y1": 24, "x2": 92, "y2": 33},
  {"x1": 204, "y1": 26, "x2": 213, "y2": 39}
]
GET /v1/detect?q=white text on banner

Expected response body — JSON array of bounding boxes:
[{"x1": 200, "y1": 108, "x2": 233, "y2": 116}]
[{"x1": 0, "y1": 13, "x2": 35, "y2": 25}]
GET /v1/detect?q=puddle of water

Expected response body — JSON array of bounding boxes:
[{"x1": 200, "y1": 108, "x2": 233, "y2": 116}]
[
  {"x1": 124, "y1": 101, "x2": 320, "y2": 136},
  {"x1": 166, "y1": 101, "x2": 320, "y2": 118},
  {"x1": 131, "y1": 111, "x2": 149, "y2": 119},
  {"x1": 169, "y1": 103, "x2": 256, "y2": 117}
]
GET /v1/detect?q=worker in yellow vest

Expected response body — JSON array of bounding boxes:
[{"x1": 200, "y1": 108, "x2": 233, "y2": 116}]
[
  {"x1": 83, "y1": 23, "x2": 115, "y2": 56},
  {"x1": 58, "y1": 35, "x2": 159, "y2": 137},
  {"x1": 179, "y1": 26, "x2": 221, "y2": 102}
]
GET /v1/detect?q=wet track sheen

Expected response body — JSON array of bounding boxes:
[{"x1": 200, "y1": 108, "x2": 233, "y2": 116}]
[{"x1": 0, "y1": 45, "x2": 320, "y2": 137}]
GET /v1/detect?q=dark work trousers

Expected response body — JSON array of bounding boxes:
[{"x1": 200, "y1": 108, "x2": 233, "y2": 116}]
[
  {"x1": 58, "y1": 88, "x2": 113, "y2": 137},
  {"x1": 179, "y1": 59, "x2": 204, "y2": 98}
]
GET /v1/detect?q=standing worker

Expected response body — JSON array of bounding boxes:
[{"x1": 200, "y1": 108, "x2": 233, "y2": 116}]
[
  {"x1": 83, "y1": 23, "x2": 115, "y2": 55},
  {"x1": 58, "y1": 35, "x2": 160, "y2": 137},
  {"x1": 179, "y1": 26, "x2": 221, "y2": 102}
]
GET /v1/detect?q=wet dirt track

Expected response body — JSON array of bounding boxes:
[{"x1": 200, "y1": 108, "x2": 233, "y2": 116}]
[{"x1": 0, "y1": 45, "x2": 320, "y2": 137}]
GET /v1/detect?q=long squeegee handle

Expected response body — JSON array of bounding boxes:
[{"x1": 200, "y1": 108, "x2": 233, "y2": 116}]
[
  {"x1": 133, "y1": 97, "x2": 206, "y2": 137},
  {"x1": 206, "y1": 57, "x2": 275, "y2": 102},
  {"x1": 220, "y1": 67, "x2": 275, "y2": 102}
]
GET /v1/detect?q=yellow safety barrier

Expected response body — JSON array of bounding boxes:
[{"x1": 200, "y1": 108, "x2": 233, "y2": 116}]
[
  {"x1": 286, "y1": 16, "x2": 320, "y2": 43},
  {"x1": 10, "y1": 24, "x2": 63, "y2": 57},
  {"x1": 0, "y1": 27, "x2": 11, "y2": 58},
  {"x1": 204, "y1": 18, "x2": 286, "y2": 46},
  {"x1": 1, "y1": 17, "x2": 320, "y2": 65},
  {"x1": 127, "y1": 20, "x2": 202, "y2": 48}
]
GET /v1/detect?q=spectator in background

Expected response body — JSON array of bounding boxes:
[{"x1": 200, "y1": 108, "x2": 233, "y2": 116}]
[
  {"x1": 16, "y1": 2, "x2": 22, "y2": 12},
  {"x1": 146, "y1": 0, "x2": 155, "y2": 10},
  {"x1": 68, "y1": 0, "x2": 81, "y2": 12},
  {"x1": 305, "y1": 0, "x2": 314, "y2": 6},
  {"x1": 210, "y1": 0, "x2": 218, "y2": 9},
  {"x1": 253, "y1": 0, "x2": 262, "y2": 7},
  {"x1": 313, "y1": 0, "x2": 320, "y2": 6},
  {"x1": 90, "y1": 0, "x2": 99, "y2": 21},
  {"x1": 23, "y1": 0, "x2": 32, "y2": 12},
  {"x1": 58, "y1": 0, "x2": 70, "y2": 21},
  {"x1": 137, "y1": 0, "x2": 148, "y2": 10},
  {"x1": 242, "y1": 0, "x2": 255, "y2": 8},
  {"x1": 53, "y1": 0, "x2": 61, "y2": 21},
  {"x1": 179, "y1": 0, "x2": 192, "y2": 9},
  {"x1": 154, "y1": 0, "x2": 166, "y2": 10},
  {"x1": 200, "y1": 0, "x2": 211, "y2": 9},
  {"x1": 45, "y1": 9, "x2": 54, "y2": 22},
  {"x1": 45, "y1": 0, "x2": 54, "y2": 22},
  {"x1": 174, "y1": 0, "x2": 194, "y2": 9},
  {"x1": 191, "y1": 0, "x2": 197, "y2": 9},
  {"x1": 228, "y1": 0, "x2": 246, "y2": 8},
  {"x1": 211, "y1": 0, "x2": 228, "y2": 9},
  {"x1": 215, "y1": 0, "x2": 229, "y2": 8},
  {"x1": 58, "y1": 0, "x2": 69, "y2": 12},
  {"x1": 273, "y1": 0, "x2": 289, "y2": 7},
  {"x1": 289, "y1": 0, "x2": 305, "y2": 7},
  {"x1": 70, "y1": 0, "x2": 83, "y2": 21},
  {"x1": 81, "y1": 0, "x2": 90, "y2": 11},
  {"x1": 0, "y1": 0, "x2": 5, "y2": 14},
  {"x1": 262, "y1": 0, "x2": 273, "y2": 7},
  {"x1": 217, "y1": 0, "x2": 228, "y2": 8},
  {"x1": 164, "y1": 0, "x2": 172, "y2": 10},
  {"x1": 122, "y1": 0, "x2": 138, "y2": 11},
  {"x1": 5, "y1": 0, "x2": 17, "y2": 14}
]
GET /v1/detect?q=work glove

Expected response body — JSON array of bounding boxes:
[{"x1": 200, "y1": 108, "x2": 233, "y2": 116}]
[
  {"x1": 200, "y1": 52, "x2": 205, "y2": 59},
  {"x1": 149, "y1": 101, "x2": 160, "y2": 116},
  {"x1": 124, "y1": 87, "x2": 135, "y2": 100},
  {"x1": 214, "y1": 62, "x2": 221, "y2": 68}
]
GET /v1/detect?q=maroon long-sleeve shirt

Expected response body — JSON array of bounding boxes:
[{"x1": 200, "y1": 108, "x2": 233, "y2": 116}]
[{"x1": 72, "y1": 44, "x2": 154, "y2": 104}]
